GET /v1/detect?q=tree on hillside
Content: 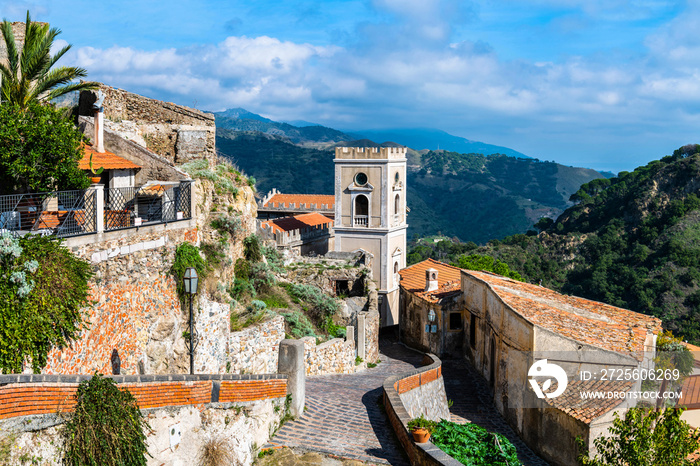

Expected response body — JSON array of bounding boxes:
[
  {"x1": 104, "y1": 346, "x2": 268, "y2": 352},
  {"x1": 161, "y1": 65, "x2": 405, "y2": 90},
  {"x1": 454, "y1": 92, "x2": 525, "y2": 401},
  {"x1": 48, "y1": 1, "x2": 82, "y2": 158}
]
[
  {"x1": 0, "y1": 11, "x2": 98, "y2": 108},
  {"x1": 0, "y1": 102, "x2": 90, "y2": 194},
  {"x1": 578, "y1": 407, "x2": 700, "y2": 465}
]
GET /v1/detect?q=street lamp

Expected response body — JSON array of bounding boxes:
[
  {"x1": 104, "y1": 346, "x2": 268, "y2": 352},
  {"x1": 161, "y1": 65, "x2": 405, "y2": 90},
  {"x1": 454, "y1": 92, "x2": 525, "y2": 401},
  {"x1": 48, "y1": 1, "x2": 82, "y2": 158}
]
[
  {"x1": 426, "y1": 308, "x2": 437, "y2": 334},
  {"x1": 183, "y1": 267, "x2": 199, "y2": 375}
]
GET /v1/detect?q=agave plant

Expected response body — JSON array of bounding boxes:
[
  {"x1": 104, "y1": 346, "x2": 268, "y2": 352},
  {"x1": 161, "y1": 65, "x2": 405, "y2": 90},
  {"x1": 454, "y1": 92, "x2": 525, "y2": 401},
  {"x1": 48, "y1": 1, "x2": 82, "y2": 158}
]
[{"x1": 0, "y1": 11, "x2": 99, "y2": 109}]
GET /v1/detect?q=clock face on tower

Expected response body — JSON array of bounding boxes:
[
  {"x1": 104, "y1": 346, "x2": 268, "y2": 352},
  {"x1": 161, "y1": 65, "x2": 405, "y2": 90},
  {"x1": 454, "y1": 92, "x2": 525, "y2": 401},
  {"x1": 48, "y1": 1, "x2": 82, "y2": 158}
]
[{"x1": 355, "y1": 172, "x2": 368, "y2": 186}]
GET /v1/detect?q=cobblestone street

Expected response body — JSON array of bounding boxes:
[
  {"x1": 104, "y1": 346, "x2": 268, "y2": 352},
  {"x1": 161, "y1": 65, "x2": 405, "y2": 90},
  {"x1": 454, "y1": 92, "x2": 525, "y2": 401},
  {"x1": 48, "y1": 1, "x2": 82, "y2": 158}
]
[{"x1": 268, "y1": 336, "x2": 549, "y2": 465}]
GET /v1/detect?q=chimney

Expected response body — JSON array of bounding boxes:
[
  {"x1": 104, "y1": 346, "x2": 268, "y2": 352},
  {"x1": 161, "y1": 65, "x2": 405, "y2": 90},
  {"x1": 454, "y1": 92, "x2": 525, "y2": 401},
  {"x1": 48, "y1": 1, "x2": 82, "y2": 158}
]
[
  {"x1": 425, "y1": 268, "x2": 438, "y2": 292},
  {"x1": 92, "y1": 90, "x2": 106, "y2": 153}
]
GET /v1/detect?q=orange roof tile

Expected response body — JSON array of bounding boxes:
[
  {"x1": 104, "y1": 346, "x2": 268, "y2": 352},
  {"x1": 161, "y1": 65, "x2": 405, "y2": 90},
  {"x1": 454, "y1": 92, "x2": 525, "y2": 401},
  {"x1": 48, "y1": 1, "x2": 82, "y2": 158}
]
[
  {"x1": 263, "y1": 193, "x2": 335, "y2": 210},
  {"x1": 465, "y1": 270, "x2": 662, "y2": 358},
  {"x1": 261, "y1": 212, "x2": 333, "y2": 234},
  {"x1": 80, "y1": 144, "x2": 141, "y2": 170},
  {"x1": 399, "y1": 258, "x2": 462, "y2": 303},
  {"x1": 544, "y1": 379, "x2": 633, "y2": 424}
]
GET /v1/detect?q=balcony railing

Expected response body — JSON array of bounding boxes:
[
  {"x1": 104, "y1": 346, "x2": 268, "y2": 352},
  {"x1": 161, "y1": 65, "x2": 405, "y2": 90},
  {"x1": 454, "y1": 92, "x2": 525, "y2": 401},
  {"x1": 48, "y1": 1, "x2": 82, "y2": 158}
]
[
  {"x1": 0, "y1": 181, "x2": 193, "y2": 238},
  {"x1": 354, "y1": 215, "x2": 368, "y2": 227},
  {"x1": 0, "y1": 190, "x2": 96, "y2": 237},
  {"x1": 105, "y1": 182, "x2": 192, "y2": 232}
]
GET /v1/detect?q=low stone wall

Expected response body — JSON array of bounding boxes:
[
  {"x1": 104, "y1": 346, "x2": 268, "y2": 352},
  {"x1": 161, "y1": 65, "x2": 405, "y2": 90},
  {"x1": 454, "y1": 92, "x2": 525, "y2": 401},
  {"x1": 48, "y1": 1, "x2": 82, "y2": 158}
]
[
  {"x1": 229, "y1": 316, "x2": 286, "y2": 374},
  {"x1": 302, "y1": 337, "x2": 356, "y2": 375},
  {"x1": 383, "y1": 353, "x2": 458, "y2": 466},
  {"x1": 0, "y1": 374, "x2": 287, "y2": 466}
]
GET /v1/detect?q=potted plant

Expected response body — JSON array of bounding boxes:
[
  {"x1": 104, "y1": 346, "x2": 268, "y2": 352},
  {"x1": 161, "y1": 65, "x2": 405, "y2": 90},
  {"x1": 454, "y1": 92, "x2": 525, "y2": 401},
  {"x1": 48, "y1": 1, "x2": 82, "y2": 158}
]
[
  {"x1": 407, "y1": 415, "x2": 436, "y2": 443},
  {"x1": 89, "y1": 153, "x2": 104, "y2": 184}
]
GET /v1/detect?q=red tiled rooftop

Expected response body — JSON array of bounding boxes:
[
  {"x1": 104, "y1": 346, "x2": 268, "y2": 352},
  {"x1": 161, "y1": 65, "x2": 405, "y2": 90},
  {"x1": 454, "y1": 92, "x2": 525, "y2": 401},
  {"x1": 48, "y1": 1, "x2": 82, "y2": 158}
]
[
  {"x1": 544, "y1": 379, "x2": 633, "y2": 424},
  {"x1": 80, "y1": 144, "x2": 141, "y2": 170},
  {"x1": 399, "y1": 258, "x2": 462, "y2": 303},
  {"x1": 260, "y1": 212, "x2": 333, "y2": 234},
  {"x1": 465, "y1": 270, "x2": 662, "y2": 358},
  {"x1": 263, "y1": 193, "x2": 335, "y2": 210}
]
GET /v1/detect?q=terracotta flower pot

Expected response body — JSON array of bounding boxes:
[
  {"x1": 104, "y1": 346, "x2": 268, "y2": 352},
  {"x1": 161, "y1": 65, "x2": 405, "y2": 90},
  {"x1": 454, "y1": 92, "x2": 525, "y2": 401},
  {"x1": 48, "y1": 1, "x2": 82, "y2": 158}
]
[
  {"x1": 411, "y1": 427, "x2": 430, "y2": 443},
  {"x1": 90, "y1": 176, "x2": 101, "y2": 184}
]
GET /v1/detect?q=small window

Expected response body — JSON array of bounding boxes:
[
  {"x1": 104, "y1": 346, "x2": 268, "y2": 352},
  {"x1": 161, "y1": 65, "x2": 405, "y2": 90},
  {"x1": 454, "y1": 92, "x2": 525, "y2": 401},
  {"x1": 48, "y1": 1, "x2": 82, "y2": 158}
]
[
  {"x1": 470, "y1": 313, "x2": 476, "y2": 348},
  {"x1": 394, "y1": 172, "x2": 400, "y2": 182},
  {"x1": 355, "y1": 172, "x2": 368, "y2": 186},
  {"x1": 449, "y1": 312, "x2": 462, "y2": 330},
  {"x1": 394, "y1": 194, "x2": 400, "y2": 215},
  {"x1": 394, "y1": 262, "x2": 399, "y2": 273}
]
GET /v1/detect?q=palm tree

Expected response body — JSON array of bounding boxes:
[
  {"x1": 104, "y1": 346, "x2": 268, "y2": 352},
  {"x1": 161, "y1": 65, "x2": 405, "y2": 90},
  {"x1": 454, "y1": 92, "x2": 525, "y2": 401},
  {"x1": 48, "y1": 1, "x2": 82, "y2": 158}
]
[{"x1": 0, "y1": 11, "x2": 99, "y2": 108}]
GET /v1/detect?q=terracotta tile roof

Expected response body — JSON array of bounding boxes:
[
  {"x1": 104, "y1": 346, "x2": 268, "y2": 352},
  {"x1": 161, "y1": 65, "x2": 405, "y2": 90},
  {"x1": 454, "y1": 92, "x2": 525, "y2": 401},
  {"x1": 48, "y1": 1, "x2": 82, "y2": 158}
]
[
  {"x1": 465, "y1": 270, "x2": 662, "y2": 358},
  {"x1": 679, "y1": 375, "x2": 700, "y2": 410},
  {"x1": 260, "y1": 212, "x2": 333, "y2": 234},
  {"x1": 543, "y1": 379, "x2": 633, "y2": 424},
  {"x1": 399, "y1": 258, "x2": 462, "y2": 303},
  {"x1": 263, "y1": 193, "x2": 335, "y2": 210},
  {"x1": 684, "y1": 343, "x2": 700, "y2": 368},
  {"x1": 80, "y1": 144, "x2": 141, "y2": 170}
]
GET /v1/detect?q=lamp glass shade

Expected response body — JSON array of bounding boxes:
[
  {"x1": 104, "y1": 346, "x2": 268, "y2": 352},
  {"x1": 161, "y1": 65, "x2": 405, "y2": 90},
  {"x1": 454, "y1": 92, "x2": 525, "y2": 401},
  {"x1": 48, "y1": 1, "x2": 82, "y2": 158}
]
[
  {"x1": 183, "y1": 267, "x2": 198, "y2": 295},
  {"x1": 428, "y1": 308, "x2": 436, "y2": 323}
]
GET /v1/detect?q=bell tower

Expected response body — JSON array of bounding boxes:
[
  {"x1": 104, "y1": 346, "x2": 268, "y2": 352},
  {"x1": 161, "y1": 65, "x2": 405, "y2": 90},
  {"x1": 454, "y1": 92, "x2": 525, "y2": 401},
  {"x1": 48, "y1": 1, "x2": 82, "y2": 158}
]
[{"x1": 334, "y1": 147, "x2": 408, "y2": 326}]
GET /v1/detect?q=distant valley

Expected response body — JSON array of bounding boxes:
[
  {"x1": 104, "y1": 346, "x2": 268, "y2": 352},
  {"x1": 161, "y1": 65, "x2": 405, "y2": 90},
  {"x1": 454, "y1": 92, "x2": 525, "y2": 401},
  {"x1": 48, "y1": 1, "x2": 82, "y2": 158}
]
[{"x1": 214, "y1": 109, "x2": 607, "y2": 243}]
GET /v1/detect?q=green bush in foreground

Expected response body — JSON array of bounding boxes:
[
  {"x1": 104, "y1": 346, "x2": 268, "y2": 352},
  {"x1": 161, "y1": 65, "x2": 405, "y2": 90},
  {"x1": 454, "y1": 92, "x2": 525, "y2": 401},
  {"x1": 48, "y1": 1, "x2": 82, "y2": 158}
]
[
  {"x1": 430, "y1": 420, "x2": 519, "y2": 466},
  {"x1": 62, "y1": 374, "x2": 150, "y2": 466}
]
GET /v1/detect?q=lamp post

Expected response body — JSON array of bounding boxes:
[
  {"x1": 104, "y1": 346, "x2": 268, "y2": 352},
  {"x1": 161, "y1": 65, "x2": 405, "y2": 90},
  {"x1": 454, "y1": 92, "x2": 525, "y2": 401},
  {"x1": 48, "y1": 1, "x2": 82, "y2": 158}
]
[{"x1": 183, "y1": 267, "x2": 199, "y2": 375}]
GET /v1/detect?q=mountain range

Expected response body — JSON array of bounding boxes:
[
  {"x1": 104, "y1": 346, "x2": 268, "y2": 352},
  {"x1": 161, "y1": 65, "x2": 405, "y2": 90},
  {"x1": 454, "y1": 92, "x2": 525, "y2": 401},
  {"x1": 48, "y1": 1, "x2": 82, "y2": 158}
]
[{"x1": 214, "y1": 108, "x2": 607, "y2": 242}]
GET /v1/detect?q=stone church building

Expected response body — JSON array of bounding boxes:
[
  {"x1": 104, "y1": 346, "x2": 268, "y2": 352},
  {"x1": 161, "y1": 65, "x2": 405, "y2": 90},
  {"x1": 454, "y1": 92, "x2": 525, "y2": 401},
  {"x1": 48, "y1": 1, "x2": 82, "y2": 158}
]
[{"x1": 258, "y1": 146, "x2": 407, "y2": 327}]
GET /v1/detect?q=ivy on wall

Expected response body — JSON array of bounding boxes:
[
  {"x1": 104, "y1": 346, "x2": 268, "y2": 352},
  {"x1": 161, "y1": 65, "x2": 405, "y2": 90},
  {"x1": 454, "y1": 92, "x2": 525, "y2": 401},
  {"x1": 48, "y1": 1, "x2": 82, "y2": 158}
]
[{"x1": 0, "y1": 233, "x2": 92, "y2": 373}]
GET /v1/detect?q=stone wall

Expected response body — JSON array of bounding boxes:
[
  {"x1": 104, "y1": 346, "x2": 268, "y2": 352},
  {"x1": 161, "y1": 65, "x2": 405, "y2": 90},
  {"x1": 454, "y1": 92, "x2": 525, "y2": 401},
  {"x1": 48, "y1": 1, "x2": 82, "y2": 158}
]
[
  {"x1": 0, "y1": 374, "x2": 287, "y2": 466},
  {"x1": 383, "y1": 354, "x2": 457, "y2": 466},
  {"x1": 79, "y1": 84, "x2": 216, "y2": 164},
  {"x1": 229, "y1": 316, "x2": 286, "y2": 374},
  {"x1": 301, "y1": 337, "x2": 356, "y2": 376},
  {"x1": 41, "y1": 226, "x2": 205, "y2": 375}
]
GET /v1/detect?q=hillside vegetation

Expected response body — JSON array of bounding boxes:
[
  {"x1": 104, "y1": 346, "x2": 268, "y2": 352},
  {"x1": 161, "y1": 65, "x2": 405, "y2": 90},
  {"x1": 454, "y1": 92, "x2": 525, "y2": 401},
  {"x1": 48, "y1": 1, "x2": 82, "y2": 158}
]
[
  {"x1": 216, "y1": 130, "x2": 604, "y2": 242},
  {"x1": 409, "y1": 145, "x2": 700, "y2": 343}
]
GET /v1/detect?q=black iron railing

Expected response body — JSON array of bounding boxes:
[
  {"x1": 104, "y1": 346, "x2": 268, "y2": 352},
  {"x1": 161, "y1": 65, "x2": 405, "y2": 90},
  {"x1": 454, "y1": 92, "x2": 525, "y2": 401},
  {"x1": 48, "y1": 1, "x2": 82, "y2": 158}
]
[{"x1": 0, "y1": 190, "x2": 96, "y2": 237}]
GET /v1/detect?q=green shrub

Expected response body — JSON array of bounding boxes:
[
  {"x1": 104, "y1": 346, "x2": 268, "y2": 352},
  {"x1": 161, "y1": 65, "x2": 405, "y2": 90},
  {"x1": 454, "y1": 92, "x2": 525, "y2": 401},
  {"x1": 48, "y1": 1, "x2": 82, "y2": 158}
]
[
  {"x1": 430, "y1": 420, "x2": 519, "y2": 466},
  {"x1": 283, "y1": 283, "x2": 339, "y2": 319},
  {"x1": 170, "y1": 242, "x2": 207, "y2": 302},
  {"x1": 280, "y1": 311, "x2": 318, "y2": 339},
  {"x1": 243, "y1": 235, "x2": 262, "y2": 262},
  {"x1": 234, "y1": 258, "x2": 251, "y2": 280},
  {"x1": 0, "y1": 234, "x2": 92, "y2": 373},
  {"x1": 229, "y1": 278, "x2": 256, "y2": 302},
  {"x1": 211, "y1": 215, "x2": 242, "y2": 240},
  {"x1": 250, "y1": 262, "x2": 275, "y2": 294},
  {"x1": 61, "y1": 374, "x2": 150, "y2": 466}
]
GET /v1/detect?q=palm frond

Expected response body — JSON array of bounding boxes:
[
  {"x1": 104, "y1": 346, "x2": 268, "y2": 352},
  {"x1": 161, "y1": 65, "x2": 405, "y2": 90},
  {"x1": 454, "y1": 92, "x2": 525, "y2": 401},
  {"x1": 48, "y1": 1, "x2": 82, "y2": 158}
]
[{"x1": 43, "y1": 81, "x2": 99, "y2": 103}]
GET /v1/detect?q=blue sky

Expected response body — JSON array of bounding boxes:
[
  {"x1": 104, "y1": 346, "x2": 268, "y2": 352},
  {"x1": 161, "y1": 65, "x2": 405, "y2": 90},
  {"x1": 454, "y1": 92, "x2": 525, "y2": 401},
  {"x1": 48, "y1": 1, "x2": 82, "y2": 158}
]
[{"x1": 2, "y1": 0, "x2": 700, "y2": 172}]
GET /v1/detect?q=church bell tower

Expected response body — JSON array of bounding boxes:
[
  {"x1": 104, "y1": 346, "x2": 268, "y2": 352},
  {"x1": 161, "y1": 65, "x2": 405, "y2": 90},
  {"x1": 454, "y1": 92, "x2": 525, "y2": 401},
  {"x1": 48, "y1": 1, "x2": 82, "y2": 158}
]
[{"x1": 334, "y1": 147, "x2": 408, "y2": 326}]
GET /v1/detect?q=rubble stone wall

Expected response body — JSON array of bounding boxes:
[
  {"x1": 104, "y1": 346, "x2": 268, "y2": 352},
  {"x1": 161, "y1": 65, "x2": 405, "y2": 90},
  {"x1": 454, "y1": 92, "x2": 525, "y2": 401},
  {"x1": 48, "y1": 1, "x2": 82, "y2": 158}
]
[{"x1": 79, "y1": 84, "x2": 216, "y2": 163}]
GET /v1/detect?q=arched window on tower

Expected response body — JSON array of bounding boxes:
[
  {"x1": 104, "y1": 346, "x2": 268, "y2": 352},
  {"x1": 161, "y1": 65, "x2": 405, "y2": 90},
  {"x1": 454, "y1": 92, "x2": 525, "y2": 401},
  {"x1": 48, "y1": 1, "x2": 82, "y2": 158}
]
[
  {"x1": 394, "y1": 261, "x2": 400, "y2": 287},
  {"x1": 354, "y1": 195, "x2": 369, "y2": 227},
  {"x1": 394, "y1": 194, "x2": 400, "y2": 224}
]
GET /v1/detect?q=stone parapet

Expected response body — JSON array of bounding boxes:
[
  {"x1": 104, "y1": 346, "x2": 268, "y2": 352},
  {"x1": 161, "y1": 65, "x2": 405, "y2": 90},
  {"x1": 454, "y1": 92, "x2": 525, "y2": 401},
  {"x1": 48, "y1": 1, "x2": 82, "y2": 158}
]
[
  {"x1": 302, "y1": 337, "x2": 356, "y2": 375},
  {"x1": 383, "y1": 352, "x2": 458, "y2": 466}
]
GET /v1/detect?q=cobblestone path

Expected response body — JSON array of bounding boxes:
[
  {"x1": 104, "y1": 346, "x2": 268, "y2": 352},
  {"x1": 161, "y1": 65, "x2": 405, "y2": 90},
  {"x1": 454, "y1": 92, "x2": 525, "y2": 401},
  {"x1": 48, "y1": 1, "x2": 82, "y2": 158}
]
[
  {"x1": 268, "y1": 338, "x2": 549, "y2": 465},
  {"x1": 267, "y1": 339, "x2": 423, "y2": 464}
]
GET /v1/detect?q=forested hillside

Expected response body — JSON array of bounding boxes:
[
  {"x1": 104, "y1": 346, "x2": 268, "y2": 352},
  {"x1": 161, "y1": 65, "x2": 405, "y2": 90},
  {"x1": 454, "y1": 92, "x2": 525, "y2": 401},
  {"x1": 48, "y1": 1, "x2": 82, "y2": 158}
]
[
  {"x1": 217, "y1": 130, "x2": 604, "y2": 242},
  {"x1": 409, "y1": 145, "x2": 700, "y2": 343}
]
